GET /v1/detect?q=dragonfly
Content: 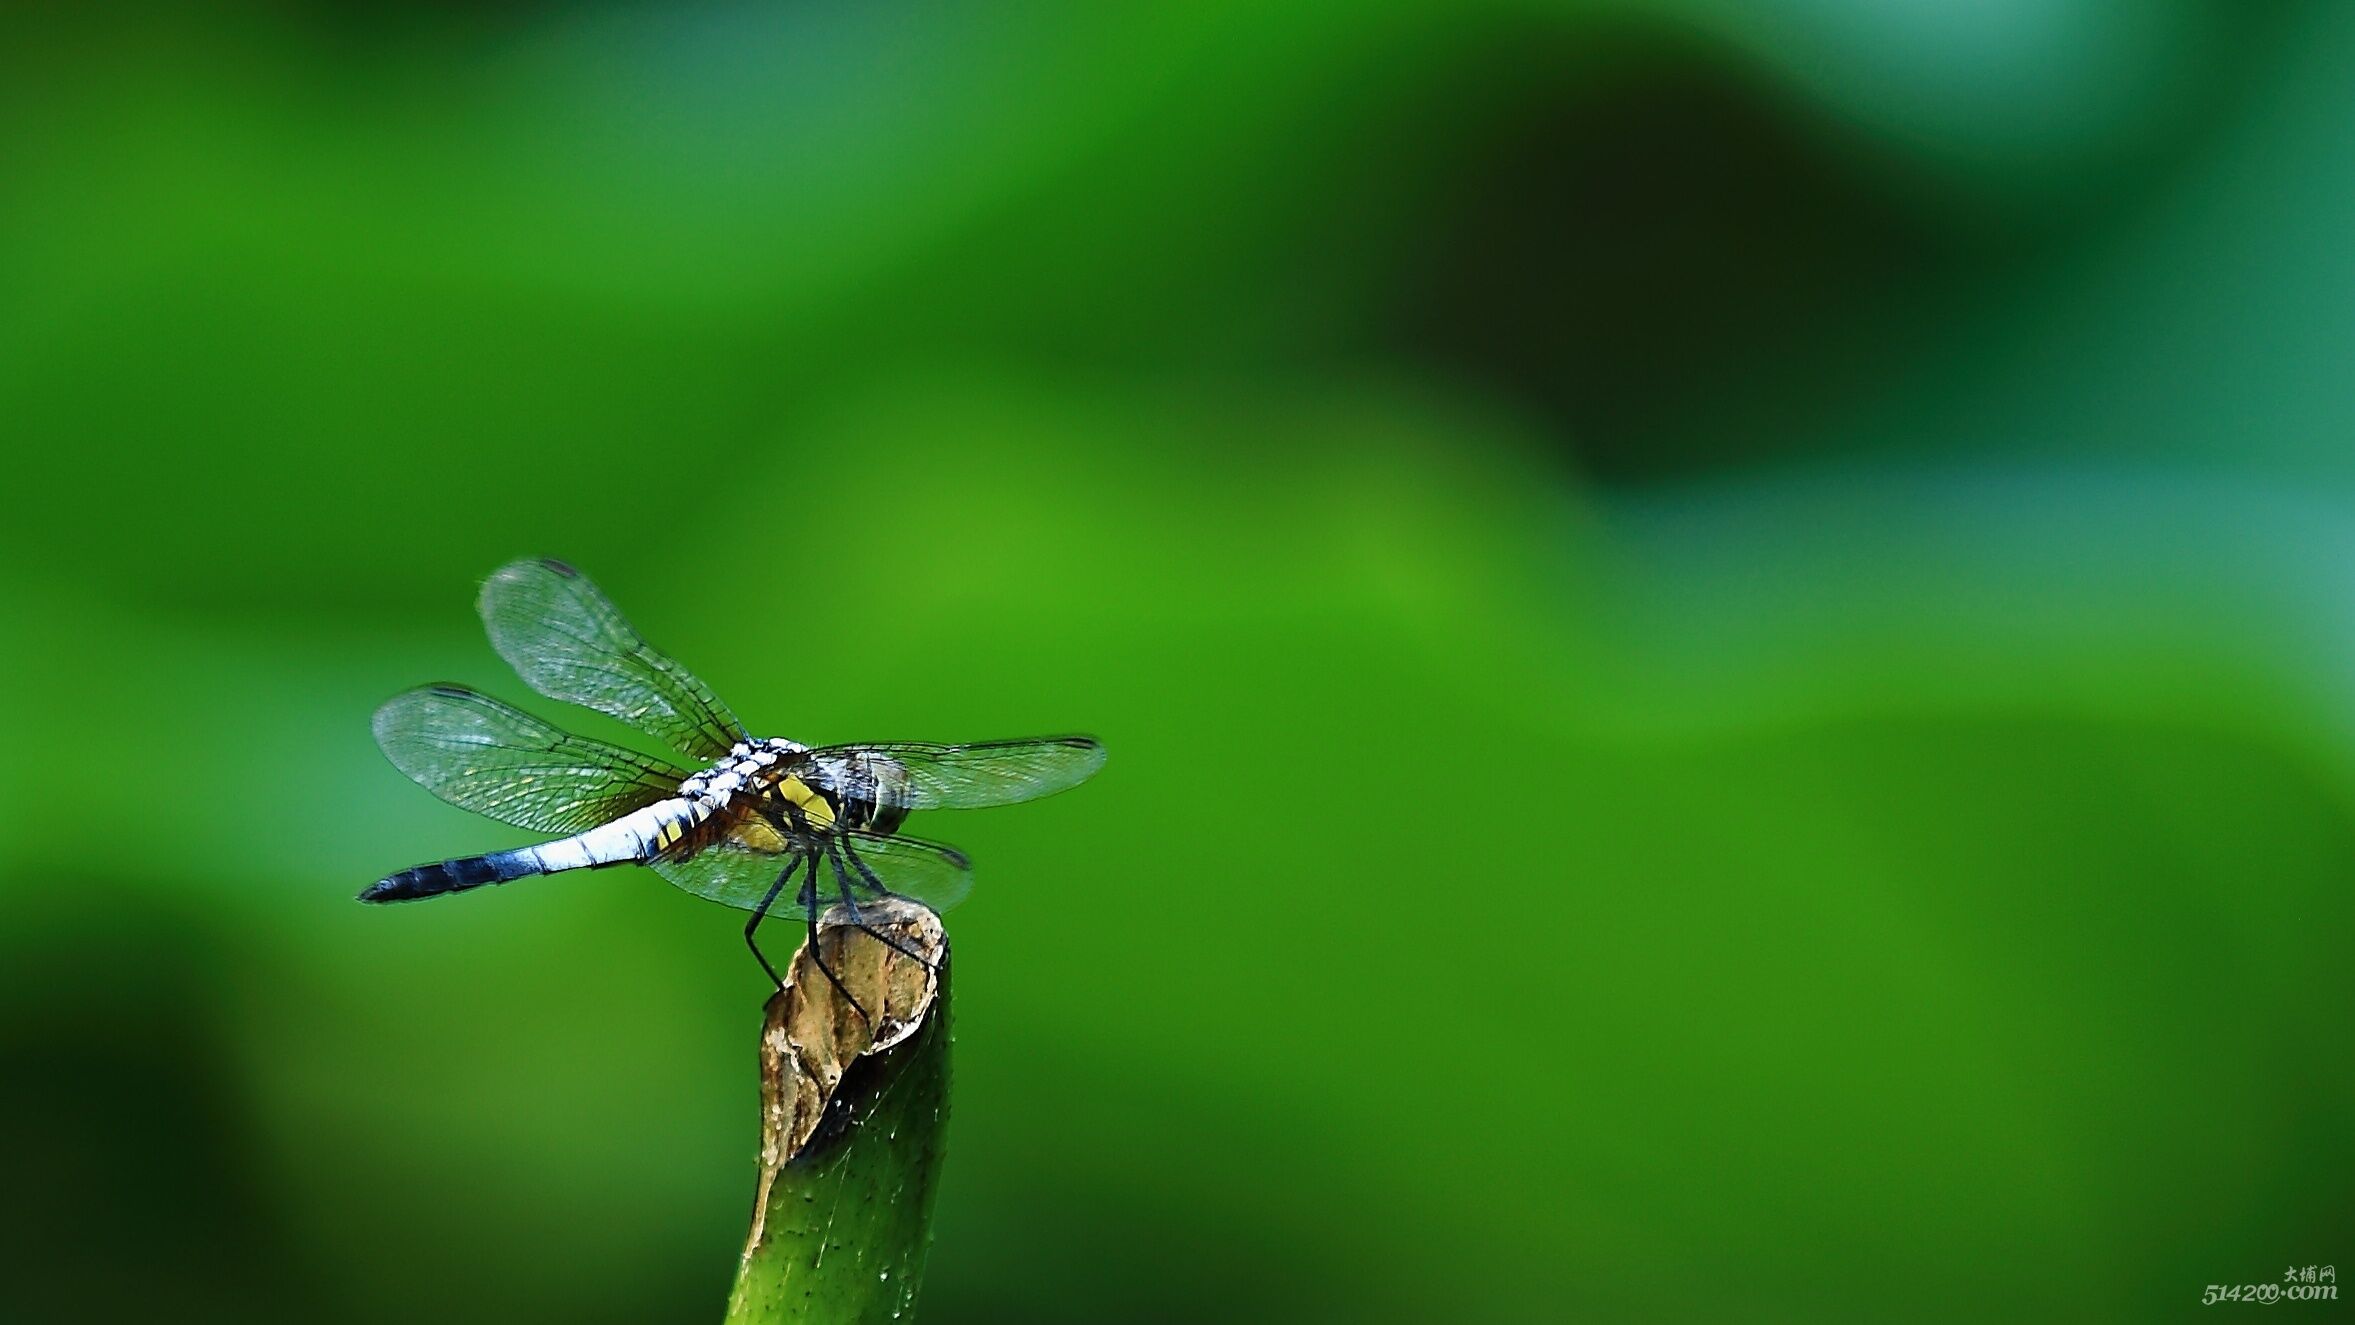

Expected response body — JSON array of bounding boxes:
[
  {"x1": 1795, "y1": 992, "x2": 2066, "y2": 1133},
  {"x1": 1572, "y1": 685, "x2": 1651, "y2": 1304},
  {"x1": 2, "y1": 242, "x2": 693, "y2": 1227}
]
[{"x1": 363, "y1": 558, "x2": 1105, "y2": 1007}]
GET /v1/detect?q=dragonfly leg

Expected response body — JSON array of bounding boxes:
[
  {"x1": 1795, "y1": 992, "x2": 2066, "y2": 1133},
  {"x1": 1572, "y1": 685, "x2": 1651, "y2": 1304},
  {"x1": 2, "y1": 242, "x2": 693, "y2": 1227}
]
[
  {"x1": 793, "y1": 851, "x2": 872, "y2": 1025},
  {"x1": 827, "y1": 839, "x2": 941, "y2": 971},
  {"x1": 743, "y1": 857, "x2": 796, "y2": 992}
]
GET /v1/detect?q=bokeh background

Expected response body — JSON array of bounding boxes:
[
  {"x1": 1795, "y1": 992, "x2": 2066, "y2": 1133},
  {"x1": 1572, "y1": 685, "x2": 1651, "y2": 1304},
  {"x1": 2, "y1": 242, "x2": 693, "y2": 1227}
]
[{"x1": 4, "y1": 1, "x2": 2351, "y2": 1320}]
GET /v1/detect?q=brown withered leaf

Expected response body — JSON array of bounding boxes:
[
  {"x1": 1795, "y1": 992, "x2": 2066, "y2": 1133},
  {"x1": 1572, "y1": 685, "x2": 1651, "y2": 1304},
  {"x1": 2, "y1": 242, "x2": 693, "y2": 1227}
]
[{"x1": 745, "y1": 897, "x2": 946, "y2": 1246}]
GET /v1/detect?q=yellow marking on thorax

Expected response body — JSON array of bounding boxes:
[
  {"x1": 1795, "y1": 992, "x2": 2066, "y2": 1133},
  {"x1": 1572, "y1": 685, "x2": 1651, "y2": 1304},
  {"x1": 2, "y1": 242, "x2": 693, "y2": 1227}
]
[
  {"x1": 731, "y1": 816, "x2": 788, "y2": 854},
  {"x1": 773, "y1": 774, "x2": 837, "y2": 829}
]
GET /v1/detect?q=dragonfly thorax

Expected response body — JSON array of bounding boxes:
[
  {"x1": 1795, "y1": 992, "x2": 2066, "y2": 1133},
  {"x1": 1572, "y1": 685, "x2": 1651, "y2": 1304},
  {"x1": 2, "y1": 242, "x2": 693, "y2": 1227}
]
[
  {"x1": 669, "y1": 738, "x2": 910, "y2": 837},
  {"x1": 677, "y1": 737, "x2": 806, "y2": 804}
]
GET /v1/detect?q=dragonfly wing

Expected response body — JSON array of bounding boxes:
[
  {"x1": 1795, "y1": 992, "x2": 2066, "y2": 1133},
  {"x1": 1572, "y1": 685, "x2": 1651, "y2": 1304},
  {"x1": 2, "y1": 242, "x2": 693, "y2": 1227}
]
[
  {"x1": 814, "y1": 737, "x2": 1106, "y2": 811},
  {"x1": 832, "y1": 831, "x2": 974, "y2": 914},
  {"x1": 650, "y1": 831, "x2": 972, "y2": 916},
  {"x1": 649, "y1": 842, "x2": 816, "y2": 918},
  {"x1": 478, "y1": 558, "x2": 746, "y2": 761},
  {"x1": 373, "y1": 685, "x2": 687, "y2": 835}
]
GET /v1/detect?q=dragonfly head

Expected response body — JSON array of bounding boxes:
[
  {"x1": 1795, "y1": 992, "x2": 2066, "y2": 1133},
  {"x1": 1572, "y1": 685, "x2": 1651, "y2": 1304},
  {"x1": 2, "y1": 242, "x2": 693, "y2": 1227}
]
[{"x1": 822, "y1": 750, "x2": 913, "y2": 835}]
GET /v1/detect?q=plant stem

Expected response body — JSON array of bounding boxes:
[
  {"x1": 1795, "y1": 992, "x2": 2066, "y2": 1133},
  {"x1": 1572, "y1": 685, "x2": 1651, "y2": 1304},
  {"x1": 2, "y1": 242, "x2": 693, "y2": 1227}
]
[{"x1": 724, "y1": 899, "x2": 951, "y2": 1325}]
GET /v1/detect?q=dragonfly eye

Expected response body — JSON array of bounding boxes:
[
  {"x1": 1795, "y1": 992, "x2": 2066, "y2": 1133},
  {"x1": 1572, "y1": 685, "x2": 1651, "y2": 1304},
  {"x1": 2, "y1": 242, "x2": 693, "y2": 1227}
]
[
  {"x1": 859, "y1": 755, "x2": 915, "y2": 835},
  {"x1": 867, "y1": 800, "x2": 909, "y2": 836}
]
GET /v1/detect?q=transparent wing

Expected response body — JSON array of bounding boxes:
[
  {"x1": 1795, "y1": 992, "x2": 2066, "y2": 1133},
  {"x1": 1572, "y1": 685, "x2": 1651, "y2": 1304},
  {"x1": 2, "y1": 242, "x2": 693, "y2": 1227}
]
[
  {"x1": 812, "y1": 737, "x2": 1106, "y2": 811},
  {"x1": 649, "y1": 831, "x2": 973, "y2": 917},
  {"x1": 373, "y1": 685, "x2": 688, "y2": 835},
  {"x1": 648, "y1": 843, "x2": 819, "y2": 920},
  {"x1": 834, "y1": 832, "x2": 975, "y2": 913},
  {"x1": 479, "y1": 558, "x2": 746, "y2": 761}
]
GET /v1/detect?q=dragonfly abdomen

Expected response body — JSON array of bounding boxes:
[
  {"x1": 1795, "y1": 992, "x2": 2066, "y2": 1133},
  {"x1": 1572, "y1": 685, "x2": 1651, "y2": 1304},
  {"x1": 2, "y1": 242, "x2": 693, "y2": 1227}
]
[
  {"x1": 360, "y1": 847, "x2": 548, "y2": 902},
  {"x1": 360, "y1": 798, "x2": 698, "y2": 903}
]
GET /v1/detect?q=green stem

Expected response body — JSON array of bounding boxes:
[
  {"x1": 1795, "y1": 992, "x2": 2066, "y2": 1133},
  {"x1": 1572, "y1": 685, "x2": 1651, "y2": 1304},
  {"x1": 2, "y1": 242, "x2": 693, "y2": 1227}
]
[{"x1": 724, "y1": 900, "x2": 952, "y2": 1325}]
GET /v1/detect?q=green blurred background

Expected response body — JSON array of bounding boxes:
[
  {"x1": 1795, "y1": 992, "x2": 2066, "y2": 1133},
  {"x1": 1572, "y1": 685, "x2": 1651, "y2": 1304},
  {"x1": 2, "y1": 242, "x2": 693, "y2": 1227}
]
[{"x1": 3, "y1": 1, "x2": 2350, "y2": 1320}]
